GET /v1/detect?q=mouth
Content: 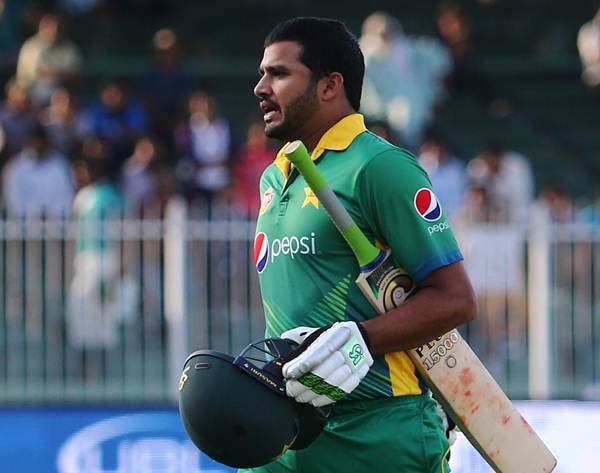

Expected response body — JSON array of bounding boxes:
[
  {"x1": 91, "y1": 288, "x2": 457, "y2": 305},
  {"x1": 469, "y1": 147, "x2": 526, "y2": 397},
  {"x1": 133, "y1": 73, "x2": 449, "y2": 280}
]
[{"x1": 259, "y1": 100, "x2": 280, "y2": 122}]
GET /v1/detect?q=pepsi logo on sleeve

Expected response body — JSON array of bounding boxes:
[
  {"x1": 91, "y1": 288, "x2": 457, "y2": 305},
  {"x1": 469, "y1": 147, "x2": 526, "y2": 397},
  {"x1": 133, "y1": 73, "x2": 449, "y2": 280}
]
[{"x1": 414, "y1": 188, "x2": 442, "y2": 222}]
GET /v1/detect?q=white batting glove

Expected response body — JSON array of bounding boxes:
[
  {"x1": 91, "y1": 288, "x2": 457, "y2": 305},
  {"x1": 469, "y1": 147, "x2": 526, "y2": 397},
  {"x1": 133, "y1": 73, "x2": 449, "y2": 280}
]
[{"x1": 282, "y1": 321, "x2": 373, "y2": 407}]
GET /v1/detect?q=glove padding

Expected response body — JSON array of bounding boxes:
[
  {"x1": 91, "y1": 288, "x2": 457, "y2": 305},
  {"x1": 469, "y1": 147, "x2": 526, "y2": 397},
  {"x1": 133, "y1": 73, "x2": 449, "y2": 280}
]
[{"x1": 281, "y1": 322, "x2": 373, "y2": 407}]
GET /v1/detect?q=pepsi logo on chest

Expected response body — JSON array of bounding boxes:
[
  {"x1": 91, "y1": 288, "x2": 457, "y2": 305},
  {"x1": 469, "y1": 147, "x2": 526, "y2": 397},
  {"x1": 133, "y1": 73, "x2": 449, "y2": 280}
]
[{"x1": 254, "y1": 232, "x2": 269, "y2": 273}]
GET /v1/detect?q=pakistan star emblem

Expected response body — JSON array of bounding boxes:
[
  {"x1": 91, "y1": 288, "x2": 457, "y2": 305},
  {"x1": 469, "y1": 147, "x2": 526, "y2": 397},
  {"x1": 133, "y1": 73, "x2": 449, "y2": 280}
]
[{"x1": 302, "y1": 187, "x2": 319, "y2": 209}]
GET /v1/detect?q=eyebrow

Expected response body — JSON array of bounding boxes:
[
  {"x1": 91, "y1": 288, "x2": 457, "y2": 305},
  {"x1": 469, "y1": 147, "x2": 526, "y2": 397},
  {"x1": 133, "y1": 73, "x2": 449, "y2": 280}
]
[{"x1": 258, "y1": 64, "x2": 290, "y2": 76}]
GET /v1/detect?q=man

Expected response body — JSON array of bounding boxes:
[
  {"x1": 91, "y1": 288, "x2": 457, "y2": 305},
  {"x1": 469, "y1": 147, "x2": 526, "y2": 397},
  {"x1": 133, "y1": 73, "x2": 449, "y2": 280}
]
[
  {"x1": 247, "y1": 17, "x2": 476, "y2": 473},
  {"x1": 2, "y1": 122, "x2": 74, "y2": 217},
  {"x1": 16, "y1": 14, "x2": 82, "y2": 107}
]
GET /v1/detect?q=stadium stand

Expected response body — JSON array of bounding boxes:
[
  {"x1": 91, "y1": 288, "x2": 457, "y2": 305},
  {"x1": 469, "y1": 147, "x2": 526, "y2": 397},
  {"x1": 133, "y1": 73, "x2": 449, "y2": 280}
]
[{"x1": 1, "y1": 0, "x2": 590, "y2": 195}]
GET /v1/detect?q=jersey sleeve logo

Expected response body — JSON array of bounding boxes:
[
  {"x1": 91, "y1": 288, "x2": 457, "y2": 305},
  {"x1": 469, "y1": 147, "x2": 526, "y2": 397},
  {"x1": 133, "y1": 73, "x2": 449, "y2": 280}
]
[
  {"x1": 254, "y1": 232, "x2": 269, "y2": 273},
  {"x1": 414, "y1": 188, "x2": 442, "y2": 222},
  {"x1": 259, "y1": 187, "x2": 275, "y2": 216}
]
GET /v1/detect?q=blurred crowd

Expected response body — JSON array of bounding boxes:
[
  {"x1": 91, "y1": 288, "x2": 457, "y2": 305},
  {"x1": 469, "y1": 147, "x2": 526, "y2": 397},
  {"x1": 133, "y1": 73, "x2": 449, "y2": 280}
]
[
  {"x1": 0, "y1": 2, "x2": 598, "y2": 227},
  {"x1": 0, "y1": 8, "x2": 278, "y2": 221}
]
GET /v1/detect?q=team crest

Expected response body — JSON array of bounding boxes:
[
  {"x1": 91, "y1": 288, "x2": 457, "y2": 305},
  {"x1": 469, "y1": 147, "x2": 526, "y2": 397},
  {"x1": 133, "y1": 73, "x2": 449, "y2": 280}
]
[{"x1": 259, "y1": 187, "x2": 275, "y2": 215}]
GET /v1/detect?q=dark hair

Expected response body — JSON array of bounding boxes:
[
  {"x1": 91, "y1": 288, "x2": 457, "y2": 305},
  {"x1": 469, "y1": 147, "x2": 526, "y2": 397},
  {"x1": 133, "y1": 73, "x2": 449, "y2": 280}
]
[{"x1": 264, "y1": 17, "x2": 365, "y2": 111}]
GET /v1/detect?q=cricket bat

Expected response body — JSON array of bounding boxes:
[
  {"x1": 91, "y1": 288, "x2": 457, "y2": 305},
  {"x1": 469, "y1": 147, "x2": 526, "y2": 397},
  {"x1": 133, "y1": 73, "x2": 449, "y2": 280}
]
[{"x1": 284, "y1": 140, "x2": 556, "y2": 473}]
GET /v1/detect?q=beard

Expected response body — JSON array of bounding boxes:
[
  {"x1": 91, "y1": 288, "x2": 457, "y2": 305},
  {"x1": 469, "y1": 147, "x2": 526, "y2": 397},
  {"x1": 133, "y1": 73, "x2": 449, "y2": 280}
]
[{"x1": 264, "y1": 81, "x2": 319, "y2": 141}]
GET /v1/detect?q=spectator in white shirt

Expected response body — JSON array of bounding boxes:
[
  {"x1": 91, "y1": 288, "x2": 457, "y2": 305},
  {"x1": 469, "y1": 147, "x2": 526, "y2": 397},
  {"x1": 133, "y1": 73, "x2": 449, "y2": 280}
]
[
  {"x1": 2, "y1": 123, "x2": 74, "y2": 217},
  {"x1": 174, "y1": 91, "x2": 233, "y2": 202},
  {"x1": 359, "y1": 12, "x2": 451, "y2": 150},
  {"x1": 466, "y1": 143, "x2": 534, "y2": 224},
  {"x1": 16, "y1": 14, "x2": 82, "y2": 107}
]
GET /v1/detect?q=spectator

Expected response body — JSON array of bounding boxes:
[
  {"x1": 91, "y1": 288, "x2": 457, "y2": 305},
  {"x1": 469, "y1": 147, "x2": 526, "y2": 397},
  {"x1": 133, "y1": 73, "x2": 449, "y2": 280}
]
[
  {"x1": 2, "y1": 122, "x2": 74, "y2": 217},
  {"x1": 418, "y1": 130, "x2": 466, "y2": 218},
  {"x1": 436, "y1": 2, "x2": 502, "y2": 112},
  {"x1": 142, "y1": 28, "x2": 191, "y2": 148},
  {"x1": 537, "y1": 184, "x2": 574, "y2": 222},
  {"x1": 16, "y1": 13, "x2": 82, "y2": 107},
  {"x1": 121, "y1": 135, "x2": 163, "y2": 212},
  {"x1": 38, "y1": 86, "x2": 82, "y2": 155},
  {"x1": 174, "y1": 91, "x2": 233, "y2": 202},
  {"x1": 0, "y1": 79, "x2": 36, "y2": 163},
  {"x1": 232, "y1": 119, "x2": 276, "y2": 217},
  {"x1": 67, "y1": 141, "x2": 137, "y2": 354},
  {"x1": 359, "y1": 11, "x2": 451, "y2": 150},
  {"x1": 80, "y1": 80, "x2": 149, "y2": 162},
  {"x1": 466, "y1": 143, "x2": 534, "y2": 224},
  {"x1": 577, "y1": 6, "x2": 600, "y2": 89}
]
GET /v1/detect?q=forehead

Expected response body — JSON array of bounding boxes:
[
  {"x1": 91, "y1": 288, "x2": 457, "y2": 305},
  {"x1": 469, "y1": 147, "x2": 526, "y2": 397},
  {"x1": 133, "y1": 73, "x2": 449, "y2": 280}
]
[{"x1": 260, "y1": 41, "x2": 305, "y2": 69}]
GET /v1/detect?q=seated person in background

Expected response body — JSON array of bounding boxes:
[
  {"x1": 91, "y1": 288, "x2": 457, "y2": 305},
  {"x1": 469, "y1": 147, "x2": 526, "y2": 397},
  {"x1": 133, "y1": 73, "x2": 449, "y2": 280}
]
[
  {"x1": 39, "y1": 87, "x2": 83, "y2": 156},
  {"x1": 2, "y1": 121, "x2": 74, "y2": 217},
  {"x1": 121, "y1": 135, "x2": 173, "y2": 214},
  {"x1": 0, "y1": 79, "x2": 36, "y2": 162},
  {"x1": 232, "y1": 119, "x2": 276, "y2": 218},
  {"x1": 418, "y1": 129, "x2": 466, "y2": 219},
  {"x1": 80, "y1": 80, "x2": 149, "y2": 162},
  {"x1": 360, "y1": 11, "x2": 451, "y2": 150},
  {"x1": 142, "y1": 28, "x2": 191, "y2": 148},
  {"x1": 16, "y1": 13, "x2": 82, "y2": 108},
  {"x1": 578, "y1": 6, "x2": 600, "y2": 90},
  {"x1": 174, "y1": 91, "x2": 233, "y2": 204}
]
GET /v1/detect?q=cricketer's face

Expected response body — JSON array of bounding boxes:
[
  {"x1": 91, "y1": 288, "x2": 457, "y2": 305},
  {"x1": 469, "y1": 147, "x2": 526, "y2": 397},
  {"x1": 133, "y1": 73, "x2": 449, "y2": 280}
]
[{"x1": 254, "y1": 41, "x2": 319, "y2": 141}]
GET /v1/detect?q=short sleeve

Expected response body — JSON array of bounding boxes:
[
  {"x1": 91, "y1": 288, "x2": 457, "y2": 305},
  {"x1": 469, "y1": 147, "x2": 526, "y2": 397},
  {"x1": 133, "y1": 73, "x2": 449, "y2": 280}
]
[{"x1": 357, "y1": 148, "x2": 463, "y2": 282}]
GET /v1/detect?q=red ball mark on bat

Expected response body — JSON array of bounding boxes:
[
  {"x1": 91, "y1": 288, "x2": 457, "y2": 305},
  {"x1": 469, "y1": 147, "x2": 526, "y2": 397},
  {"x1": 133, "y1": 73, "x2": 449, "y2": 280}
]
[
  {"x1": 459, "y1": 367, "x2": 474, "y2": 386},
  {"x1": 488, "y1": 448, "x2": 501, "y2": 459},
  {"x1": 459, "y1": 415, "x2": 468, "y2": 427},
  {"x1": 470, "y1": 404, "x2": 480, "y2": 414},
  {"x1": 502, "y1": 415, "x2": 511, "y2": 425},
  {"x1": 520, "y1": 415, "x2": 535, "y2": 434}
]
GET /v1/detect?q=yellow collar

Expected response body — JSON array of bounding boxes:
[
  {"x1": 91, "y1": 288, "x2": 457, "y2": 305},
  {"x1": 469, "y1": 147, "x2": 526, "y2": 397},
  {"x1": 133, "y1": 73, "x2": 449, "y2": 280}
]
[{"x1": 273, "y1": 113, "x2": 367, "y2": 179}]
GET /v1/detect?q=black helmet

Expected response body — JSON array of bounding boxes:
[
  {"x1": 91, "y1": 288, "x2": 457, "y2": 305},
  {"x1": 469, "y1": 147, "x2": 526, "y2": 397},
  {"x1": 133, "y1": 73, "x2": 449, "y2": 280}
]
[{"x1": 178, "y1": 338, "x2": 327, "y2": 468}]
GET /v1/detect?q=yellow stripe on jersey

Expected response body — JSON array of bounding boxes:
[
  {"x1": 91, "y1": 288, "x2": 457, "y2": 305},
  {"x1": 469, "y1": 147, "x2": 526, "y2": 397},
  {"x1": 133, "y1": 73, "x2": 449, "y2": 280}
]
[{"x1": 384, "y1": 351, "x2": 423, "y2": 396}]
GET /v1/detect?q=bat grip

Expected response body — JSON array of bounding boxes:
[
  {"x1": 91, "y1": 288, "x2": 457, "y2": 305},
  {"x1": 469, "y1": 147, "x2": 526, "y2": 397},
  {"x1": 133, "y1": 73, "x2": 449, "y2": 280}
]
[{"x1": 284, "y1": 141, "x2": 380, "y2": 267}]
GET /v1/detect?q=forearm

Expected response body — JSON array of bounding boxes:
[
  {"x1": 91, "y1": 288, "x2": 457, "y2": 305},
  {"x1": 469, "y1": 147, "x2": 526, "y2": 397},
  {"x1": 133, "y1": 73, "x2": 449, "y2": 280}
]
[{"x1": 361, "y1": 263, "x2": 477, "y2": 356}]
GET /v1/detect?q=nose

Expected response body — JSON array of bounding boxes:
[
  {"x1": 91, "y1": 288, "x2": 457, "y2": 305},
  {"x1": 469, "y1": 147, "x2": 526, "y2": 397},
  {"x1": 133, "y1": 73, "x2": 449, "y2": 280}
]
[{"x1": 254, "y1": 74, "x2": 270, "y2": 99}]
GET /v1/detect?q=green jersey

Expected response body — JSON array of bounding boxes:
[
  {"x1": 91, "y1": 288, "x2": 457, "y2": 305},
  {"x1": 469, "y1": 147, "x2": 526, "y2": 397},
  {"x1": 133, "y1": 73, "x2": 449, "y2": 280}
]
[{"x1": 254, "y1": 114, "x2": 462, "y2": 400}]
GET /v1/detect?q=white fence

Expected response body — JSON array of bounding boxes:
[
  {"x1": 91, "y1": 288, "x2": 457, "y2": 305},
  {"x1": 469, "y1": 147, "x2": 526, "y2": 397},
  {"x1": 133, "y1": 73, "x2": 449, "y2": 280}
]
[{"x1": 0, "y1": 199, "x2": 597, "y2": 403}]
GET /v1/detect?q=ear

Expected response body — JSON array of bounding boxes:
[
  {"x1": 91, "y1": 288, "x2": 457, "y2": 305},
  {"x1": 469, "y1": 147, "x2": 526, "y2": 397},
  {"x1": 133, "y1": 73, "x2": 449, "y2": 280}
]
[{"x1": 318, "y1": 72, "x2": 345, "y2": 103}]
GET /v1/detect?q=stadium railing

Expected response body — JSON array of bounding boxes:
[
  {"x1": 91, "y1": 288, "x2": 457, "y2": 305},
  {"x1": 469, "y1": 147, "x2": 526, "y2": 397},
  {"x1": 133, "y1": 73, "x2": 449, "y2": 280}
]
[{"x1": 0, "y1": 198, "x2": 597, "y2": 404}]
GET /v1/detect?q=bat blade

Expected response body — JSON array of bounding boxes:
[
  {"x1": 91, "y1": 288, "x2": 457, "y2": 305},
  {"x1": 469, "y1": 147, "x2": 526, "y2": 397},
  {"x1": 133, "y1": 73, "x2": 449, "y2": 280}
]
[{"x1": 410, "y1": 331, "x2": 557, "y2": 472}]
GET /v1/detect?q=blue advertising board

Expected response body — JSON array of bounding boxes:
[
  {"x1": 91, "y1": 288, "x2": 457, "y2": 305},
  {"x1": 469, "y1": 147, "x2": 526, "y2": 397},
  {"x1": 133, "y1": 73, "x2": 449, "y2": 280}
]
[
  {"x1": 0, "y1": 401, "x2": 597, "y2": 472},
  {"x1": 0, "y1": 407, "x2": 234, "y2": 473}
]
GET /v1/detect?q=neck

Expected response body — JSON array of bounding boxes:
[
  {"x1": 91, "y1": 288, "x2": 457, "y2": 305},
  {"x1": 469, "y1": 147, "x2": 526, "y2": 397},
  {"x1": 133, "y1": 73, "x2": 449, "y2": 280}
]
[{"x1": 300, "y1": 107, "x2": 356, "y2": 152}]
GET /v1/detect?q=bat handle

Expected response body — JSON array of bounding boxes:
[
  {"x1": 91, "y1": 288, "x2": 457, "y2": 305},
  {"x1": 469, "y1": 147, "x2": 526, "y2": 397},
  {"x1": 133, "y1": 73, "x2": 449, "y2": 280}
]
[{"x1": 284, "y1": 140, "x2": 381, "y2": 267}]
